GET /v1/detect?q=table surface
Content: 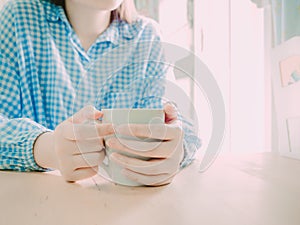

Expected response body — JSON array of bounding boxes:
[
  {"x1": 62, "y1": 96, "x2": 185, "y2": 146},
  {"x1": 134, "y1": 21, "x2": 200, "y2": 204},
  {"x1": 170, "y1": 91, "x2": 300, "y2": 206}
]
[{"x1": 1, "y1": 153, "x2": 300, "y2": 225}]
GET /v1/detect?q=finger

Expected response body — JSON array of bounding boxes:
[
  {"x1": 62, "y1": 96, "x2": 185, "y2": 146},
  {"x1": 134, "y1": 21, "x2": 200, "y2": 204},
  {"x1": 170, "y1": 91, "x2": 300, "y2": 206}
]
[
  {"x1": 74, "y1": 139, "x2": 105, "y2": 155},
  {"x1": 68, "y1": 105, "x2": 103, "y2": 124},
  {"x1": 122, "y1": 168, "x2": 173, "y2": 186},
  {"x1": 72, "y1": 151, "x2": 106, "y2": 169},
  {"x1": 63, "y1": 123, "x2": 114, "y2": 140},
  {"x1": 116, "y1": 124, "x2": 182, "y2": 140},
  {"x1": 110, "y1": 153, "x2": 174, "y2": 175},
  {"x1": 96, "y1": 123, "x2": 115, "y2": 136},
  {"x1": 150, "y1": 177, "x2": 174, "y2": 187},
  {"x1": 64, "y1": 166, "x2": 99, "y2": 182},
  {"x1": 55, "y1": 137, "x2": 104, "y2": 156},
  {"x1": 106, "y1": 137, "x2": 178, "y2": 158},
  {"x1": 108, "y1": 136, "x2": 164, "y2": 152},
  {"x1": 164, "y1": 102, "x2": 178, "y2": 124}
]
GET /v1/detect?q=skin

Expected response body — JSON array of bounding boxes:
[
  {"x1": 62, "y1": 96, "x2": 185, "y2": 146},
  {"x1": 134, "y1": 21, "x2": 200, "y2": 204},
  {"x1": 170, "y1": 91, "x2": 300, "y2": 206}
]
[
  {"x1": 33, "y1": 1, "x2": 185, "y2": 185},
  {"x1": 64, "y1": 0, "x2": 123, "y2": 51},
  {"x1": 34, "y1": 106, "x2": 115, "y2": 181}
]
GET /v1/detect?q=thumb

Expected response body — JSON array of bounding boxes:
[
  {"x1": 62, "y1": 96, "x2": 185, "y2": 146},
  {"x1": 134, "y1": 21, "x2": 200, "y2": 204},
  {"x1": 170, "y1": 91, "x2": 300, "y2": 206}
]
[
  {"x1": 164, "y1": 102, "x2": 178, "y2": 124},
  {"x1": 68, "y1": 105, "x2": 103, "y2": 124}
]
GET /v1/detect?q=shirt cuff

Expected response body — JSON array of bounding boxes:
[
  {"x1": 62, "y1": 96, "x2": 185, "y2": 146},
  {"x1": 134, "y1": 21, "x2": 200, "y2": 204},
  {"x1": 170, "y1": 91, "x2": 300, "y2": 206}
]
[
  {"x1": 0, "y1": 118, "x2": 51, "y2": 172},
  {"x1": 180, "y1": 132, "x2": 202, "y2": 168}
]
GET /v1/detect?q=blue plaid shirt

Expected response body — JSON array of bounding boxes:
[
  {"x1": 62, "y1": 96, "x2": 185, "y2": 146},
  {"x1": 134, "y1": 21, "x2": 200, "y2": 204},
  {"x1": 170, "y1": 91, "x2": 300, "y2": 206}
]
[{"x1": 0, "y1": 0, "x2": 200, "y2": 172}]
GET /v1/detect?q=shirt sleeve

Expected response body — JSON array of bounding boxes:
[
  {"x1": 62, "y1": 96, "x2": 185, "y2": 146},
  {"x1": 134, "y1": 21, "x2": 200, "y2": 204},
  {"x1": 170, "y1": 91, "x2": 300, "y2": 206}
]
[
  {"x1": 137, "y1": 21, "x2": 202, "y2": 168},
  {"x1": 0, "y1": 3, "x2": 50, "y2": 172},
  {"x1": 0, "y1": 56, "x2": 50, "y2": 172}
]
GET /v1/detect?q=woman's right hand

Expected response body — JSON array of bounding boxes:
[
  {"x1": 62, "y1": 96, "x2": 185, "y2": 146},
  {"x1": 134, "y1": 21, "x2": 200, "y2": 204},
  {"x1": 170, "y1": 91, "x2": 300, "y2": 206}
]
[{"x1": 34, "y1": 106, "x2": 114, "y2": 182}]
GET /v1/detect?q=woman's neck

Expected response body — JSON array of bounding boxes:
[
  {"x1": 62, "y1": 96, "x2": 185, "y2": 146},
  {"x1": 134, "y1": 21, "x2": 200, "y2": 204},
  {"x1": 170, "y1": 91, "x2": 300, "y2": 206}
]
[{"x1": 65, "y1": 1, "x2": 111, "y2": 52}]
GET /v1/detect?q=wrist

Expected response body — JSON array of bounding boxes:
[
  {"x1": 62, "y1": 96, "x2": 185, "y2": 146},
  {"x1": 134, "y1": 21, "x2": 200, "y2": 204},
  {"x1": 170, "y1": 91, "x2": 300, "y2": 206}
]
[{"x1": 33, "y1": 131, "x2": 58, "y2": 170}]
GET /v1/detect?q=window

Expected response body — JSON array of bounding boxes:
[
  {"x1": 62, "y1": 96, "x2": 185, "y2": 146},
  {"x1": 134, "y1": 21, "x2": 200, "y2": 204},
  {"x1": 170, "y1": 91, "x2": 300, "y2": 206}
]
[{"x1": 153, "y1": 0, "x2": 270, "y2": 153}]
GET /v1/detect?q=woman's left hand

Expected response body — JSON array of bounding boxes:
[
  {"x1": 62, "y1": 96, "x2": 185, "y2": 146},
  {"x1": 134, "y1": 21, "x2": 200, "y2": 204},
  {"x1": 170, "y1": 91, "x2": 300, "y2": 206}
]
[{"x1": 106, "y1": 104, "x2": 184, "y2": 186}]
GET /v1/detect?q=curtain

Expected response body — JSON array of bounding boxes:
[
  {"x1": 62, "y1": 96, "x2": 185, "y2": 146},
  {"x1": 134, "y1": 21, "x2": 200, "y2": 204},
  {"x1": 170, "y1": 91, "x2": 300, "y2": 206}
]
[{"x1": 251, "y1": 0, "x2": 300, "y2": 45}]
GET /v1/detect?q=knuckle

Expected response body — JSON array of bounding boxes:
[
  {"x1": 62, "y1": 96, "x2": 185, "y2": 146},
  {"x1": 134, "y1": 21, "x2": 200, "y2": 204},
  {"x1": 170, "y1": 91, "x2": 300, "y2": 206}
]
[
  {"x1": 105, "y1": 124, "x2": 114, "y2": 134},
  {"x1": 84, "y1": 105, "x2": 95, "y2": 111},
  {"x1": 105, "y1": 137, "x2": 116, "y2": 147},
  {"x1": 54, "y1": 122, "x2": 65, "y2": 135},
  {"x1": 98, "y1": 124, "x2": 113, "y2": 136},
  {"x1": 61, "y1": 123, "x2": 75, "y2": 139}
]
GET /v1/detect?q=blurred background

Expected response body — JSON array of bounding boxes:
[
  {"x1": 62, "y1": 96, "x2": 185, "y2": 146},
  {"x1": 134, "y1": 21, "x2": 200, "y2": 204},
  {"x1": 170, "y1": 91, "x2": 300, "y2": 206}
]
[
  {"x1": 136, "y1": 0, "x2": 268, "y2": 155},
  {"x1": 136, "y1": 0, "x2": 300, "y2": 159}
]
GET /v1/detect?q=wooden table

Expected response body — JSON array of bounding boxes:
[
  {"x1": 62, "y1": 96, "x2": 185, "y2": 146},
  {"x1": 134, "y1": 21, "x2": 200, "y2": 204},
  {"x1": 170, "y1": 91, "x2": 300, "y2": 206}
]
[{"x1": 1, "y1": 153, "x2": 300, "y2": 225}]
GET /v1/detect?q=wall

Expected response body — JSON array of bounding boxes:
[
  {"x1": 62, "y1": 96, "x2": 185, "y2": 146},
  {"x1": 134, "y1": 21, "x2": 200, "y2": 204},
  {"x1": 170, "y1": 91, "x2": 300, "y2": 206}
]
[{"x1": 195, "y1": 0, "x2": 268, "y2": 153}]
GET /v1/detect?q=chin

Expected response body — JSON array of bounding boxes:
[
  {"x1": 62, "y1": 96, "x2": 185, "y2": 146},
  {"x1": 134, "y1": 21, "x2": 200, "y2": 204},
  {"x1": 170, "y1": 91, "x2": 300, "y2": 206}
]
[{"x1": 72, "y1": 0, "x2": 124, "y2": 11}]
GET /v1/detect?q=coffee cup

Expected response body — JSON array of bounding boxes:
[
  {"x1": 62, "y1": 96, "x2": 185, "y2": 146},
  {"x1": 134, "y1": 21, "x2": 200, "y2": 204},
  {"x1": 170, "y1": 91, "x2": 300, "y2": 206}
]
[{"x1": 99, "y1": 108, "x2": 165, "y2": 186}]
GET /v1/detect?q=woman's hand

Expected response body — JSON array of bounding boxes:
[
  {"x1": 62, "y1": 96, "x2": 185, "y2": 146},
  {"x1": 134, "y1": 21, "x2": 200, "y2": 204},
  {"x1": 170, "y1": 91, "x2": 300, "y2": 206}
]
[
  {"x1": 34, "y1": 106, "x2": 114, "y2": 182},
  {"x1": 106, "y1": 104, "x2": 184, "y2": 186}
]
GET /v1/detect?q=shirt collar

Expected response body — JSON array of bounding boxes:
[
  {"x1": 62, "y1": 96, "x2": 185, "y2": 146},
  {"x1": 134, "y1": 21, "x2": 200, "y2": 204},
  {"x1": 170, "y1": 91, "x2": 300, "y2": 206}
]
[
  {"x1": 41, "y1": 0, "x2": 61, "y2": 22},
  {"x1": 94, "y1": 19, "x2": 140, "y2": 46},
  {"x1": 118, "y1": 19, "x2": 140, "y2": 40},
  {"x1": 94, "y1": 19, "x2": 120, "y2": 46}
]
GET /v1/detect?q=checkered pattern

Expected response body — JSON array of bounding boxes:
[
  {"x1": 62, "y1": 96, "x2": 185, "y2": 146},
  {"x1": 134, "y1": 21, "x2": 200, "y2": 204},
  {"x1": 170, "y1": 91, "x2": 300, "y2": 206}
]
[{"x1": 0, "y1": 0, "x2": 200, "y2": 171}]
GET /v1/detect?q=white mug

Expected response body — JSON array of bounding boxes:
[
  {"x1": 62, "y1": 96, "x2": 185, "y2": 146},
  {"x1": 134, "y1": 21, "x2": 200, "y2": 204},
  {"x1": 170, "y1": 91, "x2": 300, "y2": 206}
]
[{"x1": 99, "y1": 108, "x2": 165, "y2": 186}]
